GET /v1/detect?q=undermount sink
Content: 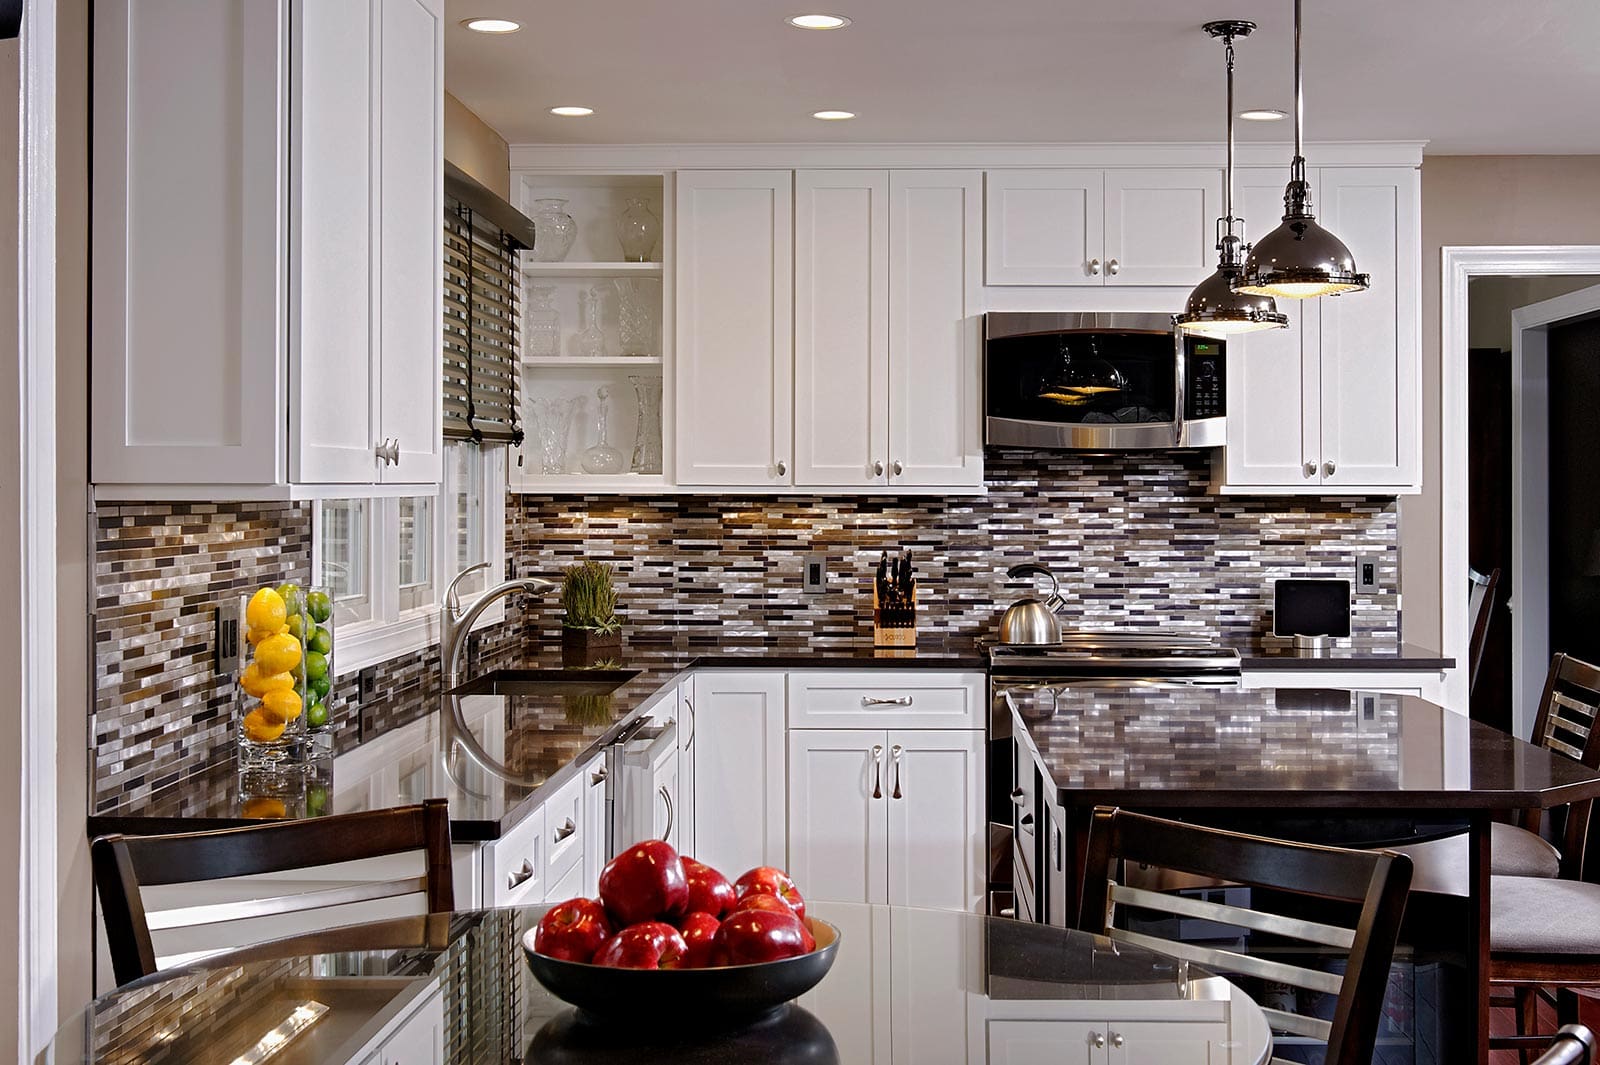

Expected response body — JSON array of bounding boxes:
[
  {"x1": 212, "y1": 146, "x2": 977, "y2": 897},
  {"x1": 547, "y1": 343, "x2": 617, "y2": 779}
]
[{"x1": 447, "y1": 668, "x2": 640, "y2": 699}]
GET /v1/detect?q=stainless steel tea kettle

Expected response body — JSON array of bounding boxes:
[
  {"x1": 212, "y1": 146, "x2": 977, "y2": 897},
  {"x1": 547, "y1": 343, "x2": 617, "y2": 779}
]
[{"x1": 998, "y1": 562, "x2": 1064, "y2": 645}]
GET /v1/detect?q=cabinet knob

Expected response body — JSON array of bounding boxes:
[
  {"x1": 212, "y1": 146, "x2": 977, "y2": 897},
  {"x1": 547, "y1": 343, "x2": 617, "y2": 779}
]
[
  {"x1": 1324, "y1": 460, "x2": 1336, "y2": 477},
  {"x1": 892, "y1": 460, "x2": 904, "y2": 476},
  {"x1": 375, "y1": 439, "x2": 400, "y2": 465},
  {"x1": 506, "y1": 858, "x2": 535, "y2": 891},
  {"x1": 1110, "y1": 1033, "x2": 1124, "y2": 1048},
  {"x1": 553, "y1": 818, "x2": 576, "y2": 844},
  {"x1": 873, "y1": 460, "x2": 884, "y2": 477},
  {"x1": 590, "y1": 766, "x2": 608, "y2": 786},
  {"x1": 1092, "y1": 1032, "x2": 1107, "y2": 1049},
  {"x1": 1107, "y1": 258, "x2": 1120, "y2": 276},
  {"x1": 775, "y1": 459, "x2": 787, "y2": 477},
  {"x1": 1303, "y1": 461, "x2": 1317, "y2": 479},
  {"x1": 1009, "y1": 787, "x2": 1027, "y2": 807},
  {"x1": 1089, "y1": 258, "x2": 1102, "y2": 275}
]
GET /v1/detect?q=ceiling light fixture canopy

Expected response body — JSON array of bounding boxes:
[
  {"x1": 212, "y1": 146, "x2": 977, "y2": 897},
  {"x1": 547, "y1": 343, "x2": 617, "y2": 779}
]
[
  {"x1": 1234, "y1": 0, "x2": 1369, "y2": 300},
  {"x1": 1174, "y1": 20, "x2": 1288, "y2": 339}
]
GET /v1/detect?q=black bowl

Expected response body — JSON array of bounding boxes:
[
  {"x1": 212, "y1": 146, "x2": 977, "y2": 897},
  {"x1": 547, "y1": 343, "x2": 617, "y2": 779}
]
[{"x1": 522, "y1": 917, "x2": 840, "y2": 1024}]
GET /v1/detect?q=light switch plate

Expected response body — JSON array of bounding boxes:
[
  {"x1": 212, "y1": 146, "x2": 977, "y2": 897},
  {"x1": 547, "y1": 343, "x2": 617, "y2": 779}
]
[
  {"x1": 215, "y1": 600, "x2": 241, "y2": 675},
  {"x1": 803, "y1": 554, "x2": 827, "y2": 594},
  {"x1": 1355, "y1": 555, "x2": 1381, "y2": 594}
]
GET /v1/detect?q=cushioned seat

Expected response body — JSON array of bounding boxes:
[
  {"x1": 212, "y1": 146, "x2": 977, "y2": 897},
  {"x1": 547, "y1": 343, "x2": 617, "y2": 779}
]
[
  {"x1": 1492, "y1": 875, "x2": 1600, "y2": 953},
  {"x1": 1389, "y1": 823, "x2": 1562, "y2": 896}
]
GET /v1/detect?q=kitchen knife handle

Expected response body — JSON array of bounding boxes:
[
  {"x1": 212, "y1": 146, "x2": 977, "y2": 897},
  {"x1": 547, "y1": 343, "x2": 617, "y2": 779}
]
[
  {"x1": 891, "y1": 744, "x2": 904, "y2": 799},
  {"x1": 871, "y1": 744, "x2": 884, "y2": 799}
]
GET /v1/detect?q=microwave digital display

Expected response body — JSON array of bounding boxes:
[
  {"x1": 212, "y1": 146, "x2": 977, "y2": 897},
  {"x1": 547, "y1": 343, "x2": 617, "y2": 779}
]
[{"x1": 985, "y1": 330, "x2": 1178, "y2": 427}]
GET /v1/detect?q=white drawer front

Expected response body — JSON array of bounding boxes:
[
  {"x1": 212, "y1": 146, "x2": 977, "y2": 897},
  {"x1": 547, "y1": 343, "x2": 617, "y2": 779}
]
[
  {"x1": 488, "y1": 804, "x2": 546, "y2": 907},
  {"x1": 543, "y1": 771, "x2": 586, "y2": 887},
  {"x1": 787, "y1": 671, "x2": 985, "y2": 730}
]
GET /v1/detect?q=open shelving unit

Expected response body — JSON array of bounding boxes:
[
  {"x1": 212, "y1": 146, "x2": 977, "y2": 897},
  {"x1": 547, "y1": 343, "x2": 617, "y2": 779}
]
[{"x1": 510, "y1": 172, "x2": 673, "y2": 493}]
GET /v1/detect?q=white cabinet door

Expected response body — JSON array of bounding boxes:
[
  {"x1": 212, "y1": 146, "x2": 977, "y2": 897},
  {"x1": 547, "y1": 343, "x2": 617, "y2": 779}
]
[
  {"x1": 676, "y1": 171, "x2": 794, "y2": 485},
  {"x1": 290, "y1": 0, "x2": 377, "y2": 485},
  {"x1": 91, "y1": 0, "x2": 287, "y2": 486},
  {"x1": 582, "y1": 753, "x2": 608, "y2": 893},
  {"x1": 375, "y1": 985, "x2": 445, "y2": 1065},
  {"x1": 1102, "y1": 168, "x2": 1222, "y2": 287},
  {"x1": 1108, "y1": 1021, "x2": 1228, "y2": 1065},
  {"x1": 889, "y1": 902, "x2": 981, "y2": 1065},
  {"x1": 885, "y1": 730, "x2": 985, "y2": 913},
  {"x1": 888, "y1": 170, "x2": 984, "y2": 489},
  {"x1": 1219, "y1": 169, "x2": 1322, "y2": 488},
  {"x1": 651, "y1": 726, "x2": 682, "y2": 851},
  {"x1": 787, "y1": 730, "x2": 889, "y2": 905},
  {"x1": 794, "y1": 170, "x2": 890, "y2": 488},
  {"x1": 689, "y1": 673, "x2": 787, "y2": 874},
  {"x1": 375, "y1": 0, "x2": 444, "y2": 486},
  {"x1": 1315, "y1": 166, "x2": 1421, "y2": 490},
  {"x1": 988, "y1": 1020, "x2": 1102, "y2": 1065},
  {"x1": 984, "y1": 170, "x2": 1104, "y2": 286},
  {"x1": 487, "y1": 803, "x2": 546, "y2": 907}
]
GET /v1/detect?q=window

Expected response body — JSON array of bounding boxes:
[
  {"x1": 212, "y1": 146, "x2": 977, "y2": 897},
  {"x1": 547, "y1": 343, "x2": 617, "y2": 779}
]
[{"x1": 314, "y1": 442, "x2": 507, "y2": 672}]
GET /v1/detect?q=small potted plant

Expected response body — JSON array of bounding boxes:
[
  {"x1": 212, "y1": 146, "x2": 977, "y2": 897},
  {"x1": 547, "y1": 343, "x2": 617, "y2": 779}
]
[{"x1": 560, "y1": 561, "x2": 622, "y2": 662}]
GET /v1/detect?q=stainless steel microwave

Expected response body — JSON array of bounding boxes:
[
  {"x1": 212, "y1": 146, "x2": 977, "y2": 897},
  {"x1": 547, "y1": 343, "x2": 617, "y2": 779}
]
[{"x1": 983, "y1": 312, "x2": 1226, "y2": 450}]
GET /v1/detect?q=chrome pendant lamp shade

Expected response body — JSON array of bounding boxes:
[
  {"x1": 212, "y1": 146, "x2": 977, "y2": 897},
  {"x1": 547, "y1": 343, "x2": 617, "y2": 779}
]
[
  {"x1": 1234, "y1": 0, "x2": 1369, "y2": 299},
  {"x1": 1174, "y1": 20, "x2": 1288, "y2": 339}
]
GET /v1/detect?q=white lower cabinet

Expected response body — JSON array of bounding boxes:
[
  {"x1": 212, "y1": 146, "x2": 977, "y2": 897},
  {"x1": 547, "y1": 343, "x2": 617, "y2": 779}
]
[
  {"x1": 987, "y1": 1019, "x2": 1231, "y2": 1065},
  {"x1": 686, "y1": 672, "x2": 787, "y2": 873},
  {"x1": 358, "y1": 982, "x2": 445, "y2": 1065},
  {"x1": 582, "y1": 752, "x2": 609, "y2": 894}
]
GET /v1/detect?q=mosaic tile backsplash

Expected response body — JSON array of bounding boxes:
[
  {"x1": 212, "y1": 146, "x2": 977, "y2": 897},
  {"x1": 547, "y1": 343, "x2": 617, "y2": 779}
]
[{"x1": 93, "y1": 451, "x2": 1398, "y2": 810}]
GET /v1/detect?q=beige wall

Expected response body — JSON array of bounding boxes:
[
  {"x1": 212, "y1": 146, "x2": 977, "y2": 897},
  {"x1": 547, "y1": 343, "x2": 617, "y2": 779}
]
[
  {"x1": 444, "y1": 92, "x2": 510, "y2": 199},
  {"x1": 1400, "y1": 155, "x2": 1600, "y2": 650},
  {"x1": 1468, "y1": 275, "x2": 1600, "y2": 351}
]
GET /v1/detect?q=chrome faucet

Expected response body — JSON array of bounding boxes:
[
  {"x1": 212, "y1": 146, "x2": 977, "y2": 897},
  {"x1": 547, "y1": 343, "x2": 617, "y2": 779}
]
[{"x1": 441, "y1": 562, "x2": 555, "y2": 690}]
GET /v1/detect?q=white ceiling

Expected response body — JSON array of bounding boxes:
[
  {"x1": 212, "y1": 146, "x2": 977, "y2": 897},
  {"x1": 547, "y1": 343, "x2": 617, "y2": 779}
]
[{"x1": 443, "y1": 0, "x2": 1600, "y2": 153}]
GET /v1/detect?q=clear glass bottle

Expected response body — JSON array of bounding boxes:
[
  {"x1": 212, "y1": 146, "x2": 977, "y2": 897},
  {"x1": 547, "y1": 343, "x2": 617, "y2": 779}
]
[
  {"x1": 614, "y1": 279, "x2": 658, "y2": 356},
  {"x1": 525, "y1": 284, "x2": 560, "y2": 358},
  {"x1": 528, "y1": 198, "x2": 577, "y2": 263},
  {"x1": 616, "y1": 197, "x2": 661, "y2": 262},
  {"x1": 580, "y1": 386, "x2": 626, "y2": 474},
  {"x1": 630, "y1": 375, "x2": 664, "y2": 474},
  {"x1": 576, "y1": 284, "x2": 607, "y2": 358}
]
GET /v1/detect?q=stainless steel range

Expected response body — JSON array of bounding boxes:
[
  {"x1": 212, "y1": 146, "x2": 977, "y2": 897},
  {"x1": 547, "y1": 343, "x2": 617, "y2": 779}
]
[{"x1": 987, "y1": 632, "x2": 1242, "y2": 924}]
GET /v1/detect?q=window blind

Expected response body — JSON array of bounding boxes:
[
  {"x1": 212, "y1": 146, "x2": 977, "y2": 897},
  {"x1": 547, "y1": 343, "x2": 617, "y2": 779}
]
[{"x1": 443, "y1": 197, "x2": 523, "y2": 445}]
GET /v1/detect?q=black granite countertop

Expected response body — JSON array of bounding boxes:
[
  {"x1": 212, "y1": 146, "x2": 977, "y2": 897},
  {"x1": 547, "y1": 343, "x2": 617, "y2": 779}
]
[
  {"x1": 86, "y1": 636, "x2": 986, "y2": 842},
  {"x1": 1238, "y1": 636, "x2": 1453, "y2": 671}
]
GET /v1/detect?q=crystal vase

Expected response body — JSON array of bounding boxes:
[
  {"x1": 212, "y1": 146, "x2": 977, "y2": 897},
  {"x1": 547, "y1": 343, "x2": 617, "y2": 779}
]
[
  {"x1": 530, "y1": 395, "x2": 581, "y2": 474},
  {"x1": 616, "y1": 197, "x2": 661, "y2": 262},
  {"x1": 629, "y1": 375, "x2": 663, "y2": 475},
  {"x1": 525, "y1": 284, "x2": 560, "y2": 358},
  {"x1": 614, "y1": 279, "x2": 658, "y2": 357},
  {"x1": 529, "y1": 198, "x2": 577, "y2": 263}
]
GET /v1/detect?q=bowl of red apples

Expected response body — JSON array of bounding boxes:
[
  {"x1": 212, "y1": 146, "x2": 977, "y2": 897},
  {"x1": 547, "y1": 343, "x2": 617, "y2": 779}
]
[{"x1": 522, "y1": 839, "x2": 839, "y2": 1023}]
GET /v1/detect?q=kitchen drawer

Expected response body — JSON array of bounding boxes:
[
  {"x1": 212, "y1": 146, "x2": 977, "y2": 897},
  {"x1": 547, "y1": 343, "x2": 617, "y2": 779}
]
[
  {"x1": 546, "y1": 857, "x2": 585, "y2": 903},
  {"x1": 543, "y1": 771, "x2": 586, "y2": 889},
  {"x1": 787, "y1": 671, "x2": 985, "y2": 730},
  {"x1": 486, "y1": 804, "x2": 546, "y2": 907}
]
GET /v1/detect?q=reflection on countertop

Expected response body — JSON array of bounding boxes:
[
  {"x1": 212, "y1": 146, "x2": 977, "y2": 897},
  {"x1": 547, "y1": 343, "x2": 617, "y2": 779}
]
[{"x1": 1238, "y1": 636, "x2": 1453, "y2": 671}]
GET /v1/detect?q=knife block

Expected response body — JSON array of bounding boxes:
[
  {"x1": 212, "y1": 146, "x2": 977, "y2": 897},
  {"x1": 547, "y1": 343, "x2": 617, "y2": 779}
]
[{"x1": 872, "y1": 586, "x2": 918, "y2": 648}]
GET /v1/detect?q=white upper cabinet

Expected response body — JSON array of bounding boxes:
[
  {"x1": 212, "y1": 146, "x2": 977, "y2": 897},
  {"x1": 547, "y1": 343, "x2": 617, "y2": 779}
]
[
  {"x1": 675, "y1": 171, "x2": 795, "y2": 486},
  {"x1": 1215, "y1": 165, "x2": 1420, "y2": 494},
  {"x1": 888, "y1": 170, "x2": 984, "y2": 489},
  {"x1": 92, "y1": 0, "x2": 444, "y2": 495},
  {"x1": 794, "y1": 170, "x2": 890, "y2": 488},
  {"x1": 984, "y1": 168, "x2": 1219, "y2": 288}
]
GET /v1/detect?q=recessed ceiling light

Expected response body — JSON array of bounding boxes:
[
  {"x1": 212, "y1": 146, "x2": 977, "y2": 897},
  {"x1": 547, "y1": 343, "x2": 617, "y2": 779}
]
[
  {"x1": 812, "y1": 110, "x2": 856, "y2": 121},
  {"x1": 461, "y1": 17, "x2": 520, "y2": 33},
  {"x1": 787, "y1": 14, "x2": 852, "y2": 29},
  {"x1": 1238, "y1": 108, "x2": 1287, "y2": 121},
  {"x1": 550, "y1": 106, "x2": 595, "y2": 117}
]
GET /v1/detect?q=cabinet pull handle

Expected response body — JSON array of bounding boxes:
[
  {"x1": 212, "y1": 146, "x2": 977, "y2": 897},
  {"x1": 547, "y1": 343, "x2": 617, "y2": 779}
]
[
  {"x1": 1089, "y1": 258, "x2": 1101, "y2": 275},
  {"x1": 553, "y1": 818, "x2": 576, "y2": 845},
  {"x1": 506, "y1": 858, "x2": 535, "y2": 891},
  {"x1": 1110, "y1": 1033, "x2": 1125, "y2": 1049},
  {"x1": 1107, "y1": 258, "x2": 1120, "y2": 276},
  {"x1": 891, "y1": 744, "x2": 904, "y2": 799},
  {"x1": 590, "y1": 765, "x2": 608, "y2": 786},
  {"x1": 683, "y1": 699, "x2": 695, "y2": 751},
  {"x1": 892, "y1": 460, "x2": 903, "y2": 476},
  {"x1": 1303, "y1": 461, "x2": 1317, "y2": 479},
  {"x1": 775, "y1": 459, "x2": 787, "y2": 477},
  {"x1": 862, "y1": 696, "x2": 913, "y2": 707},
  {"x1": 1092, "y1": 1032, "x2": 1107, "y2": 1049},
  {"x1": 1009, "y1": 787, "x2": 1027, "y2": 807},
  {"x1": 659, "y1": 785, "x2": 674, "y2": 843},
  {"x1": 873, "y1": 460, "x2": 884, "y2": 477},
  {"x1": 871, "y1": 744, "x2": 884, "y2": 799},
  {"x1": 1324, "y1": 460, "x2": 1336, "y2": 477}
]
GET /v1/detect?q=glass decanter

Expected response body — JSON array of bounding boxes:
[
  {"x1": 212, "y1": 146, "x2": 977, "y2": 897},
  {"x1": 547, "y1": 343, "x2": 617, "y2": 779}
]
[
  {"x1": 580, "y1": 386, "x2": 626, "y2": 474},
  {"x1": 616, "y1": 197, "x2": 661, "y2": 262},
  {"x1": 525, "y1": 284, "x2": 560, "y2": 358},
  {"x1": 576, "y1": 285, "x2": 607, "y2": 358}
]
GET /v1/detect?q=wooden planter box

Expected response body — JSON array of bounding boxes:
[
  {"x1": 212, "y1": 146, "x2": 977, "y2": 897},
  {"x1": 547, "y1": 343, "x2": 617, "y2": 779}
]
[{"x1": 561, "y1": 627, "x2": 622, "y2": 666}]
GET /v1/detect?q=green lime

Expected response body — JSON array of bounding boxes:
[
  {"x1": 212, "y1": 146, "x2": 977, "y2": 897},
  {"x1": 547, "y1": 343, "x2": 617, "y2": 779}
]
[
  {"x1": 306, "y1": 783, "x2": 328, "y2": 815},
  {"x1": 306, "y1": 591, "x2": 332, "y2": 624},
  {"x1": 306, "y1": 701, "x2": 329, "y2": 729},
  {"x1": 305, "y1": 651, "x2": 328, "y2": 682},
  {"x1": 275, "y1": 584, "x2": 304, "y2": 617},
  {"x1": 309, "y1": 626, "x2": 332, "y2": 656},
  {"x1": 310, "y1": 674, "x2": 331, "y2": 701},
  {"x1": 285, "y1": 613, "x2": 305, "y2": 640}
]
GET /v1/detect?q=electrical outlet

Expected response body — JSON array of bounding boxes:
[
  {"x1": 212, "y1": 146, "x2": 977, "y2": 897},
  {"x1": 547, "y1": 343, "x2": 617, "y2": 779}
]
[
  {"x1": 215, "y1": 600, "x2": 241, "y2": 674},
  {"x1": 1361, "y1": 694, "x2": 1378, "y2": 720},
  {"x1": 1355, "y1": 555, "x2": 1380, "y2": 594},
  {"x1": 359, "y1": 666, "x2": 378, "y2": 704},
  {"x1": 802, "y1": 554, "x2": 827, "y2": 594}
]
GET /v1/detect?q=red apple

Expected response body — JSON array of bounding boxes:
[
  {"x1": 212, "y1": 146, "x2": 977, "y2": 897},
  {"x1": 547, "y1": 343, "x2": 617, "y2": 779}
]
[
  {"x1": 735, "y1": 866, "x2": 806, "y2": 921},
  {"x1": 734, "y1": 893, "x2": 796, "y2": 918},
  {"x1": 532, "y1": 897, "x2": 613, "y2": 963},
  {"x1": 591, "y1": 921, "x2": 688, "y2": 970},
  {"x1": 599, "y1": 840, "x2": 689, "y2": 925},
  {"x1": 712, "y1": 907, "x2": 809, "y2": 965},
  {"x1": 681, "y1": 857, "x2": 737, "y2": 918},
  {"x1": 677, "y1": 911, "x2": 722, "y2": 969}
]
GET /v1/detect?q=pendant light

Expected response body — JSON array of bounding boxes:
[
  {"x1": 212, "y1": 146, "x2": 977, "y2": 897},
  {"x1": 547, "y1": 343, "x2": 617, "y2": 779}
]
[
  {"x1": 1174, "y1": 20, "x2": 1288, "y2": 339},
  {"x1": 1234, "y1": 0, "x2": 1369, "y2": 299}
]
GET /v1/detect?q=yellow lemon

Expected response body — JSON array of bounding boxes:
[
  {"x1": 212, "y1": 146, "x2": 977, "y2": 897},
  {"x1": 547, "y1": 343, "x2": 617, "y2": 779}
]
[
  {"x1": 242, "y1": 708, "x2": 285, "y2": 743},
  {"x1": 246, "y1": 623, "x2": 288, "y2": 646},
  {"x1": 245, "y1": 588, "x2": 287, "y2": 634},
  {"x1": 254, "y1": 633, "x2": 303, "y2": 675},
  {"x1": 240, "y1": 797, "x2": 287, "y2": 819},
  {"x1": 260, "y1": 689, "x2": 302, "y2": 724},
  {"x1": 239, "y1": 663, "x2": 295, "y2": 698}
]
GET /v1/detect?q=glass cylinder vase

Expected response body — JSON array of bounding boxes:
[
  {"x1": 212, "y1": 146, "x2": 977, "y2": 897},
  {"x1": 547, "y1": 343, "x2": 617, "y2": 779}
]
[{"x1": 237, "y1": 582, "x2": 335, "y2": 771}]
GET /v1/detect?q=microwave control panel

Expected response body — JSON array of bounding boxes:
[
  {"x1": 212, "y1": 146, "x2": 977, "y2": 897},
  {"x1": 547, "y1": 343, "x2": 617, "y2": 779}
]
[{"x1": 1184, "y1": 339, "x2": 1226, "y2": 420}]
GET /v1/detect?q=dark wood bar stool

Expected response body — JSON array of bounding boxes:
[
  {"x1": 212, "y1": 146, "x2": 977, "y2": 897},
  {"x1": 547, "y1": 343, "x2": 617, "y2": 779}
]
[
  {"x1": 1077, "y1": 806, "x2": 1413, "y2": 1065},
  {"x1": 92, "y1": 799, "x2": 454, "y2": 987},
  {"x1": 1468, "y1": 566, "x2": 1502, "y2": 694}
]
